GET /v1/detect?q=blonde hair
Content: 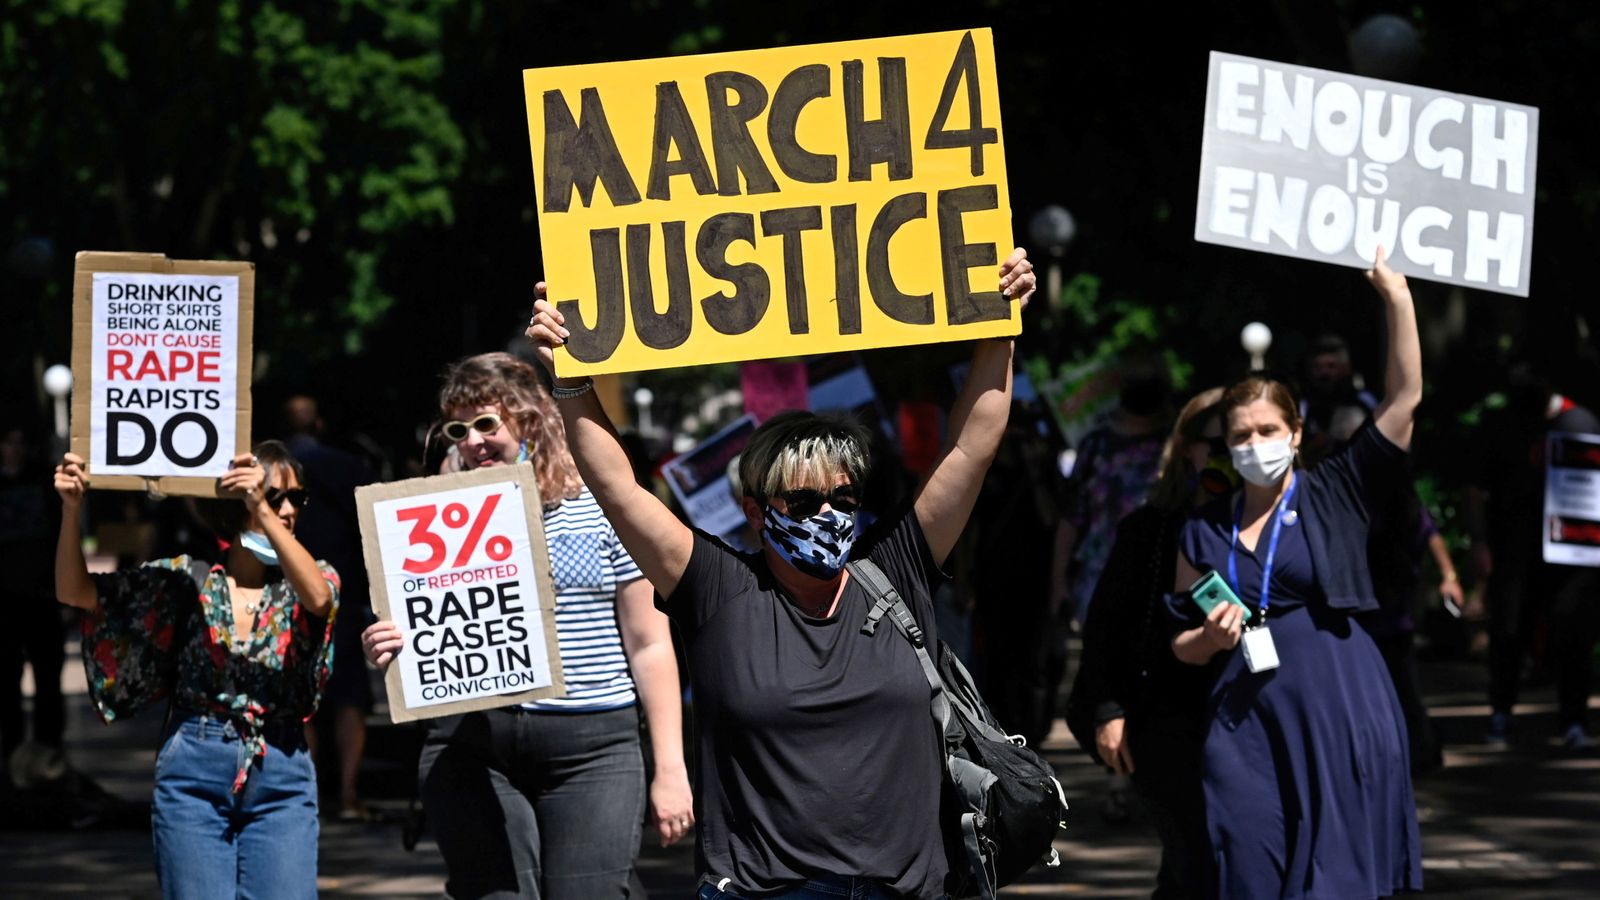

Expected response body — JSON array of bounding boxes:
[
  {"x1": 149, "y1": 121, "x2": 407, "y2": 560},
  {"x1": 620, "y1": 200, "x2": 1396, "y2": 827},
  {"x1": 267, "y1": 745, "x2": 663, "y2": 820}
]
[
  {"x1": 1147, "y1": 387, "x2": 1225, "y2": 511},
  {"x1": 737, "y1": 411, "x2": 870, "y2": 501},
  {"x1": 437, "y1": 353, "x2": 583, "y2": 507}
]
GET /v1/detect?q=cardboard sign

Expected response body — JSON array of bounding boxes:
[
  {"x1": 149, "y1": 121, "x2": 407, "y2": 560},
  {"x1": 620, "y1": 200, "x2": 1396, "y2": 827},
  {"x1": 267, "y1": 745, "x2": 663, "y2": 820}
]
[
  {"x1": 1543, "y1": 432, "x2": 1600, "y2": 567},
  {"x1": 71, "y1": 252, "x2": 254, "y2": 496},
  {"x1": 741, "y1": 360, "x2": 810, "y2": 423},
  {"x1": 662, "y1": 414, "x2": 758, "y2": 542},
  {"x1": 357, "y1": 465, "x2": 563, "y2": 722},
  {"x1": 524, "y1": 29, "x2": 1016, "y2": 377},
  {"x1": 1196, "y1": 52, "x2": 1538, "y2": 296},
  {"x1": 1038, "y1": 360, "x2": 1117, "y2": 447}
]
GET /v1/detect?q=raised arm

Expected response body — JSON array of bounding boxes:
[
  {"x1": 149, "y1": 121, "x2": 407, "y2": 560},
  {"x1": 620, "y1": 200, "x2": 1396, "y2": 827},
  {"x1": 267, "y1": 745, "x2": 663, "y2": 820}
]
[
  {"x1": 526, "y1": 287, "x2": 694, "y2": 598},
  {"x1": 53, "y1": 453, "x2": 98, "y2": 610},
  {"x1": 914, "y1": 248, "x2": 1036, "y2": 566},
  {"x1": 1368, "y1": 247, "x2": 1422, "y2": 451},
  {"x1": 221, "y1": 455, "x2": 334, "y2": 618}
]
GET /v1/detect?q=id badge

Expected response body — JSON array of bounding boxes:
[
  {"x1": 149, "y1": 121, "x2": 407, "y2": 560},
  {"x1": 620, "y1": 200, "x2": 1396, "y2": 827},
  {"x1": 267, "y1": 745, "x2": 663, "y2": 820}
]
[{"x1": 1241, "y1": 626, "x2": 1280, "y2": 673}]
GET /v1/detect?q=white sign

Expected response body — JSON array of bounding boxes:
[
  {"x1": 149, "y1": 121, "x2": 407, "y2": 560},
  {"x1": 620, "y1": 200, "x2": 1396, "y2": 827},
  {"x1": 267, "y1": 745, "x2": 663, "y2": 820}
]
[
  {"x1": 1196, "y1": 52, "x2": 1538, "y2": 296},
  {"x1": 89, "y1": 272, "x2": 240, "y2": 477},
  {"x1": 663, "y1": 414, "x2": 757, "y2": 541},
  {"x1": 1543, "y1": 432, "x2": 1600, "y2": 567},
  {"x1": 360, "y1": 467, "x2": 563, "y2": 718}
]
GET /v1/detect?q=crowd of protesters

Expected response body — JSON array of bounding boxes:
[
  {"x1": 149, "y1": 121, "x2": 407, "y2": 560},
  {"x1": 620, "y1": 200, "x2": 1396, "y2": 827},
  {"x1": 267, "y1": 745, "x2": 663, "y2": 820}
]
[{"x1": 3, "y1": 243, "x2": 1598, "y2": 899}]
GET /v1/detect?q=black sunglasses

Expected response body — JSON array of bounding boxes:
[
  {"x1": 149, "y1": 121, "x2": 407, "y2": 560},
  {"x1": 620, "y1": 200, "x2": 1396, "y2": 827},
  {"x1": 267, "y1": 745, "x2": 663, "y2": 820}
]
[
  {"x1": 264, "y1": 487, "x2": 310, "y2": 510},
  {"x1": 442, "y1": 413, "x2": 503, "y2": 443},
  {"x1": 772, "y1": 485, "x2": 861, "y2": 519}
]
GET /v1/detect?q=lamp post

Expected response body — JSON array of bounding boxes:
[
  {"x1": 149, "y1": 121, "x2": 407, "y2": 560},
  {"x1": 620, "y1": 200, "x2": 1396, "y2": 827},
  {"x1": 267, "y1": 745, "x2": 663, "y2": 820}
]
[
  {"x1": 43, "y1": 364, "x2": 73, "y2": 456},
  {"x1": 633, "y1": 387, "x2": 655, "y2": 438},
  {"x1": 1240, "y1": 323, "x2": 1273, "y2": 372},
  {"x1": 1027, "y1": 205, "x2": 1077, "y2": 307}
]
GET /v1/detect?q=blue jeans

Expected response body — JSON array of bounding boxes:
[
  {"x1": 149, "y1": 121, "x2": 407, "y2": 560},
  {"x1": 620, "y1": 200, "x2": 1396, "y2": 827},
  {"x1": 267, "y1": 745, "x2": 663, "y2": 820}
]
[
  {"x1": 698, "y1": 875, "x2": 902, "y2": 899},
  {"x1": 419, "y1": 706, "x2": 645, "y2": 899},
  {"x1": 152, "y1": 714, "x2": 318, "y2": 899}
]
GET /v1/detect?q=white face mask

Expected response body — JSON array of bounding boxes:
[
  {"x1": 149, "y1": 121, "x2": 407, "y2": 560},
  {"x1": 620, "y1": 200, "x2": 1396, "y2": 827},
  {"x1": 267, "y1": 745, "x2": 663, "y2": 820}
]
[
  {"x1": 1230, "y1": 437, "x2": 1295, "y2": 487},
  {"x1": 238, "y1": 530, "x2": 280, "y2": 567}
]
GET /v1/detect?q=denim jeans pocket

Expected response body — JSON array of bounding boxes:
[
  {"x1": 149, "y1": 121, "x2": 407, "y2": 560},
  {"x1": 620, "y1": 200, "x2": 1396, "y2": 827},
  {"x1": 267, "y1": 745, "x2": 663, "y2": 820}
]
[{"x1": 154, "y1": 726, "x2": 187, "y2": 773}]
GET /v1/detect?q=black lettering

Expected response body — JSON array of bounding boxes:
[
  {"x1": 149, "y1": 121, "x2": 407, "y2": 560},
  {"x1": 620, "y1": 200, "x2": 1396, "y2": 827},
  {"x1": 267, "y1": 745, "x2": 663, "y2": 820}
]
[
  {"x1": 497, "y1": 580, "x2": 524, "y2": 615},
  {"x1": 866, "y1": 193, "x2": 932, "y2": 324},
  {"x1": 924, "y1": 32, "x2": 999, "y2": 177},
  {"x1": 558, "y1": 228, "x2": 627, "y2": 363},
  {"x1": 937, "y1": 185, "x2": 1007, "y2": 325},
  {"x1": 768, "y1": 64, "x2": 836, "y2": 183},
  {"x1": 466, "y1": 585, "x2": 496, "y2": 619},
  {"x1": 830, "y1": 205, "x2": 863, "y2": 335},
  {"x1": 843, "y1": 57, "x2": 912, "y2": 181},
  {"x1": 499, "y1": 644, "x2": 533, "y2": 670},
  {"x1": 626, "y1": 222, "x2": 693, "y2": 350},
  {"x1": 438, "y1": 590, "x2": 468, "y2": 623},
  {"x1": 160, "y1": 412, "x2": 218, "y2": 468},
  {"x1": 105, "y1": 412, "x2": 155, "y2": 466},
  {"x1": 760, "y1": 206, "x2": 824, "y2": 334},
  {"x1": 646, "y1": 82, "x2": 716, "y2": 200},
  {"x1": 417, "y1": 658, "x2": 439, "y2": 685},
  {"x1": 437, "y1": 627, "x2": 465, "y2": 654},
  {"x1": 405, "y1": 595, "x2": 438, "y2": 628},
  {"x1": 413, "y1": 628, "x2": 439, "y2": 657},
  {"x1": 541, "y1": 87, "x2": 641, "y2": 213},
  {"x1": 506, "y1": 616, "x2": 529, "y2": 644},
  {"x1": 464, "y1": 652, "x2": 489, "y2": 677},
  {"x1": 704, "y1": 72, "x2": 779, "y2": 196},
  {"x1": 481, "y1": 618, "x2": 509, "y2": 647},
  {"x1": 696, "y1": 213, "x2": 770, "y2": 335}
]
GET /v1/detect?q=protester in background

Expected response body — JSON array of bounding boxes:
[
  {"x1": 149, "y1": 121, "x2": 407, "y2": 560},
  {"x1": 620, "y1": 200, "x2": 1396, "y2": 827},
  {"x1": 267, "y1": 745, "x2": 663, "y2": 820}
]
[
  {"x1": 971, "y1": 406, "x2": 1061, "y2": 748},
  {"x1": 524, "y1": 250, "x2": 1035, "y2": 899},
  {"x1": 361, "y1": 352, "x2": 691, "y2": 899},
  {"x1": 1, "y1": 422, "x2": 66, "y2": 776},
  {"x1": 1297, "y1": 333, "x2": 1378, "y2": 467},
  {"x1": 282, "y1": 393, "x2": 380, "y2": 820},
  {"x1": 1051, "y1": 349, "x2": 1168, "y2": 821},
  {"x1": 54, "y1": 442, "x2": 339, "y2": 899},
  {"x1": 1169, "y1": 249, "x2": 1423, "y2": 899},
  {"x1": 1466, "y1": 362, "x2": 1600, "y2": 748},
  {"x1": 1066, "y1": 387, "x2": 1226, "y2": 898}
]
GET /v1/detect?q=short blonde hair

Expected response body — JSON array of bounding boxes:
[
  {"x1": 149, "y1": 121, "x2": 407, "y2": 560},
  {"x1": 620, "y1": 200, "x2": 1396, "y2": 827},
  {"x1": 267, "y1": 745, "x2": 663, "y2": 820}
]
[{"x1": 738, "y1": 411, "x2": 870, "y2": 501}]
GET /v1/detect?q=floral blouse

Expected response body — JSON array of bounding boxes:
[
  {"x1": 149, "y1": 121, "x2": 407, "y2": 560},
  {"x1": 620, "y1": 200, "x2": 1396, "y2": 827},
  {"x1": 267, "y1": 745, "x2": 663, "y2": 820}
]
[{"x1": 82, "y1": 556, "x2": 340, "y2": 792}]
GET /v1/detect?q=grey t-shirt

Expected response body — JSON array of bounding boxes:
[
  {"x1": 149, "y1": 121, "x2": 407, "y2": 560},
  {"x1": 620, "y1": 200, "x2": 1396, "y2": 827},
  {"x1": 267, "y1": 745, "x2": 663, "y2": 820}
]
[{"x1": 661, "y1": 508, "x2": 948, "y2": 898}]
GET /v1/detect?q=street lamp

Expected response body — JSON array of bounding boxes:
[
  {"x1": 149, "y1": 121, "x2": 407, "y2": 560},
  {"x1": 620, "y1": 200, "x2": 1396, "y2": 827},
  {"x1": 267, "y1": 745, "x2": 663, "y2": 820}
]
[
  {"x1": 43, "y1": 364, "x2": 73, "y2": 446},
  {"x1": 633, "y1": 387, "x2": 655, "y2": 438},
  {"x1": 1027, "y1": 204, "x2": 1077, "y2": 308},
  {"x1": 1240, "y1": 323, "x2": 1272, "y2": 372}
]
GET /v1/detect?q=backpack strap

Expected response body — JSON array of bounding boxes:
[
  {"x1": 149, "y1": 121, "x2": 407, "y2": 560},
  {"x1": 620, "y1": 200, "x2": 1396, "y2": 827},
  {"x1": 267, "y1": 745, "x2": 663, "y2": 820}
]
[{"x1": 848, "y1": 559, "x2": 953, "y2": 745}]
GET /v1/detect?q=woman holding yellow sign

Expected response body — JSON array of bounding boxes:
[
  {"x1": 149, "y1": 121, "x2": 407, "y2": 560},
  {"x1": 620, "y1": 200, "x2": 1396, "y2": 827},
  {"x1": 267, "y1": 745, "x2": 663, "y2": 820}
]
[
  {"x1": 360, "y1": 352, "x2": 691, "y2": 899},
  {"x1": 525, "y1": 249, "x2": 1035, "y2": 899}
]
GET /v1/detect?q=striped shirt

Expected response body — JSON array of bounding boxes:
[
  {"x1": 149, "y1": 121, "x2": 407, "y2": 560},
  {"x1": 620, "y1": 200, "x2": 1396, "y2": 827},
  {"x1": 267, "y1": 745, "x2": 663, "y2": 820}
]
[{"x1": 523, "y1": 489, "x2": 644, "y2": 712}]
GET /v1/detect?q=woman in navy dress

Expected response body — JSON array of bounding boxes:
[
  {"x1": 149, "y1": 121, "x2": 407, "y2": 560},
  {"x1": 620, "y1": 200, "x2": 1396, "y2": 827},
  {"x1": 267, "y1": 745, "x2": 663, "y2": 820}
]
[{"x1": 1169, "y1": 248, "x2": 1424, "y2": 899}]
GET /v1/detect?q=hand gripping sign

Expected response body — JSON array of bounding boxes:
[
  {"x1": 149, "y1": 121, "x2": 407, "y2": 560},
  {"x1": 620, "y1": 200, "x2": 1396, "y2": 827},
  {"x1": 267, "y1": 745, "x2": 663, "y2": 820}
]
[
  {"x1": 358, "y1": 465, "x2": 564, "y2": 722},
  {"x1": 1195, "y1": 52, "x2": 1538, "y2": 296},
  {"x1": 523, "y1": 29, "x2": 1016, "y2": 377},
  {"x1": 72, "y1": 251, "x2": 255, "y2": 496}
]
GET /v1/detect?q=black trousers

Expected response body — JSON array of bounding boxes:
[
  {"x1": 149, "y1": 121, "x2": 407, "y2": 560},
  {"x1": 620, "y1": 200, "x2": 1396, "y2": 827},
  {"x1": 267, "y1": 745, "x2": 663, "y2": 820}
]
[
  {"x1": 0, "y1": 592, "x2": 66, "y2": 754},
  {"x1": 1488, "y1": 562, "x2": 1600, "y2": 728},
  {"x1": 1128, "y1": 713, "x2": 1213, "y2": 900}
]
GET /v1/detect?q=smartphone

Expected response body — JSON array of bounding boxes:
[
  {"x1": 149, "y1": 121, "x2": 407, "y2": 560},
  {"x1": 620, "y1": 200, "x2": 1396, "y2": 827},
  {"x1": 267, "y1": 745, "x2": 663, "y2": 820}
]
[{"x1": 1188, "y1": 570, "x2": 1253, "y2": 623}]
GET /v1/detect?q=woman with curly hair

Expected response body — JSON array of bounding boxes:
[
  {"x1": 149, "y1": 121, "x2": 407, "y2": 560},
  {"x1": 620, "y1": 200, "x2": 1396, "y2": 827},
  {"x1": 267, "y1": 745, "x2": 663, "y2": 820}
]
[{"x1": 362, "y1": 352, "x2": 690, "y2": 899}]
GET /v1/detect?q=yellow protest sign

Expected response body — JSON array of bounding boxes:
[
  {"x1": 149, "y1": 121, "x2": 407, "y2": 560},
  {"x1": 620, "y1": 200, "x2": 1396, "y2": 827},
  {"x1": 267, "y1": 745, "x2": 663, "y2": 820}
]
[{"x1": 523, "y1": 29, "x2": 1015, "y2": 377}]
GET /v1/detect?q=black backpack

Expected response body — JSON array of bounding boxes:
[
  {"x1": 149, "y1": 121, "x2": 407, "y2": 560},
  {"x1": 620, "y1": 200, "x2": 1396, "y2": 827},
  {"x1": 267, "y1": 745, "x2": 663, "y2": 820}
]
[{"x1": 849, "y1": 559, "x2": 1069, "y2": 899}]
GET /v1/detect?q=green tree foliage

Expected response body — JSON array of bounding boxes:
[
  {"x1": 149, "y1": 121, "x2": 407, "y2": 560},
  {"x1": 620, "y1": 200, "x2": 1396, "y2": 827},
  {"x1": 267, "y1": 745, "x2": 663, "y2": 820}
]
[{"x1": 0, "y1": 0, "x2": 464, "y2": 366}]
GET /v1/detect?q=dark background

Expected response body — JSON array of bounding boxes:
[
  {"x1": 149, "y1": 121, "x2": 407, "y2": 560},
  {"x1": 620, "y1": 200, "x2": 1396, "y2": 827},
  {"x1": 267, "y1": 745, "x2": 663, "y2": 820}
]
[{"x1": 4, "y1": 1, "x2": 1597, "y2": 502}]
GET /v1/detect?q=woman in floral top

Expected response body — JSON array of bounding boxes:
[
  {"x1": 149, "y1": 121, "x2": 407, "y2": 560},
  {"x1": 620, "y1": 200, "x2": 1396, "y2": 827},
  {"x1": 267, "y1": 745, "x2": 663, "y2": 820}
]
[{"x1": 54, "y1": 440, "x2": 339, "y2": 900}]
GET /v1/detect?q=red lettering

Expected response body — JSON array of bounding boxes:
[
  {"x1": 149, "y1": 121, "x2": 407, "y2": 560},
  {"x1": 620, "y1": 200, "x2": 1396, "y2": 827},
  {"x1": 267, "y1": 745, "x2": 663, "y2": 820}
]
[
  {"x1": 197, "y1": 351, "x2": 221, "y2": 383},
  {"x1": 107, "y1": 349, "x2": 134, "y2": 379}
]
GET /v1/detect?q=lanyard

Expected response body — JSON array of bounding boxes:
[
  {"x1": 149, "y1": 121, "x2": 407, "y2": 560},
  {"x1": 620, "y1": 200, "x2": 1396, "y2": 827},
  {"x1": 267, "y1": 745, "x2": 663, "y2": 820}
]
[{"x1": 1228, "y1": 475, "x2": 1298, "y2": 619}]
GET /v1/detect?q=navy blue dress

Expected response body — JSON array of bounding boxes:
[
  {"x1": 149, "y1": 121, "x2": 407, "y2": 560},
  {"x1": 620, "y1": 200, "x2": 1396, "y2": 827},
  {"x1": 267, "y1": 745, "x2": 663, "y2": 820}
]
[{"x1": 1172, "y1": 462, "x2": 1423, "y2": 898}]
